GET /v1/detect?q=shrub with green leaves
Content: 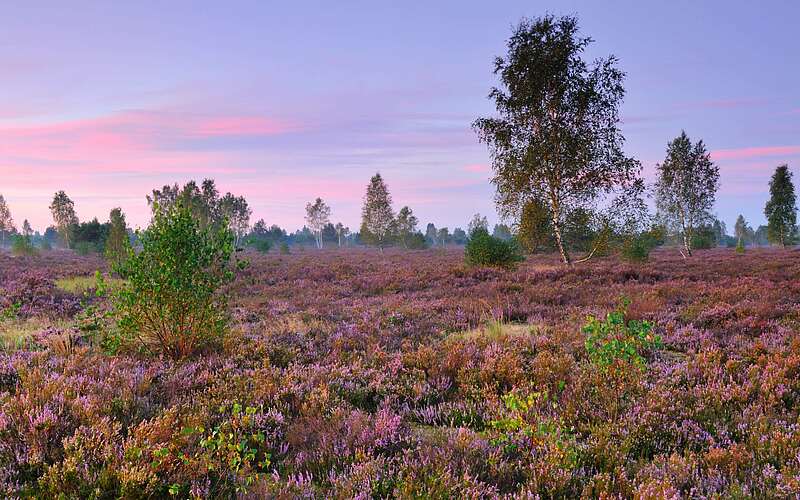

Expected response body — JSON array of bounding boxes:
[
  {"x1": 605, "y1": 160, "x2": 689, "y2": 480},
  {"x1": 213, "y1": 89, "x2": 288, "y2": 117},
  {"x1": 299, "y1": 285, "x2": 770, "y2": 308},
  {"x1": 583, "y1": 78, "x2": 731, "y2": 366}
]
[
  {"x1": 583, "y1": 301, "x2": 661, "y2": 370},
  {"x1": 11, "y1": 235, "x2": 38, "y2": 256},
  {"x1": 113, "y1": 202, "x2": 240, "y2": 358},
  {"x1": 464, "y1": 228, "x2": 523, "y2": 268},
  {"x1": 250, "y1": 238, "x2": 272, "y2": 254}
]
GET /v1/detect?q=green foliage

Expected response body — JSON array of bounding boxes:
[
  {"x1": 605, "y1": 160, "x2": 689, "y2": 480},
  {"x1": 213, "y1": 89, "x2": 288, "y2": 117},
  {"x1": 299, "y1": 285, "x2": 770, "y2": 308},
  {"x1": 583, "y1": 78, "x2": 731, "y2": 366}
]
[
  {"x1": 405, "y1": 232, "x2": 428, "y2": 250},
  {"x1": 690, "y1": 224, "x2": 717, "y2": 250},
  {"x1": 73, "y1": 241, "x2": 97, "y2": 256},
  {"x1": 735, "y1": 239, "x2": 745, "y2": 254},
  {"x1": 620, "y1": 235, "x2": 650, "y2": 263},
  {"x1": 251, "y1": 238, "x2": 272, "y2": 254},
  {"x1": 105, "y1": 208, "x2": 131, "y2": 271},
  {"x1": 10, "y1": 234, "x2": 38, "y2": 256},
  {"x1": 765, "y1": 164, "x2": 798, "y2": 246},
  {"x1": 113, "y1": 202, "x2": 239, "y2": 359},
  {"x1": 583, "y1": 300, "x2": 661, "y2": 370},
  {"x1": 464, "y1": 228, "x2": 523, "y2": 268},
  {"x1": 279, "y1": 242, "x2": 290, "y2": 254}
]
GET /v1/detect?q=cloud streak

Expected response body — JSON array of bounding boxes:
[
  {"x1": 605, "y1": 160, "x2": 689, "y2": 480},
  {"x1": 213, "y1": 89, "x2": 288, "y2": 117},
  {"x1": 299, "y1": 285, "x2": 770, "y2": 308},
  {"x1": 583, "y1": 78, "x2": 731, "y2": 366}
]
[{"x1": 711, "y1": 145, "x2": 800, "y2": 161}]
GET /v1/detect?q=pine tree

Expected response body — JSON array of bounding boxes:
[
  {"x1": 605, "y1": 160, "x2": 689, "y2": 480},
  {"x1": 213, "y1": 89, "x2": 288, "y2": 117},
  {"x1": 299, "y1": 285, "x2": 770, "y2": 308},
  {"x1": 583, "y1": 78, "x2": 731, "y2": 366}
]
[
  {"x1": 764, "y1": 165, "x2": 797, "y2": 247},
  {"x1": 360, "y1": 173, "x2": 395, "y2": 252}
]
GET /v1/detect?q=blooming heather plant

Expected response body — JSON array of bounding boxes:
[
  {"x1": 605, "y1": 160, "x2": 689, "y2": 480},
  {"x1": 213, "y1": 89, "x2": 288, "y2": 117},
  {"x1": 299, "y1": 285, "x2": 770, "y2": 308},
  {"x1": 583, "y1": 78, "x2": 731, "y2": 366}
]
[{"x1": 0, "y1": 248, "x2": 799, "y2": 496}]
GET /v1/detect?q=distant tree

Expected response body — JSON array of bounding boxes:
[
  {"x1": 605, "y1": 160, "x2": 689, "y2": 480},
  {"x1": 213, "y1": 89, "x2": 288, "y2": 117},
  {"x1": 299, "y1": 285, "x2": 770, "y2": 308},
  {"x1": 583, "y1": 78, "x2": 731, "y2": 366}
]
[
  {"x1": 73, "y1": 218, "x2": 111, "y2": 254},
  {"x1": 360, "y1": 173, "x2": 395, "y2": 251},
  {"x1": 654, "y1": 131, "x2": 719, "y2": 257},
  {"x1": 467, "y1": 213, "x2": 489, "y2": 236},
  {"x1": 474, "y1": 15, "x2": 638, "y2": 265},
  {"x1": 50, "y1": 190, "x2": 79, "y2": 248},
  {"x1": 0, "y1": 194, "x2": 14, "y2": 247},
  {"x1": 712, "y1": 219, "x2": 728, "y2": 246},
  {"x1": 425, "y1": 223, "x2": 438, "y2": 246},
  {"x1": 305, "y1": 198, "x2": 331, "y2": 249},
  {"x1": 396, "y1": 206, "x2": 419, "y2": 249},
  {"x1": 219, "y1": 193, "x2": 251, "y2": 248},
  {"x1": 105, "y1": 207, "x2": 131, "y2": 271},
  {"x1": 22, "y1": 219, "x2": 33, "y2": 238},
  {"x1": 334, "y1": 222, "x2": 350, "y2": 247},
  {"x1": 764, "y1": 165, "x2": 797, "y2": 247},
  {"x1": 437, "y1": 227, "x2": 450, "y2": 247},
  {"x1": 754, "y1": 225, "x2": 770, "y2": 246},
  {"x1": 734, "y1": 214, "x2": 751, "y2": 249},
  {"x1": 492, "y1": 224, "x2": 513, "y2": 241},
  {"x1": 452, "y1": 227, "x2": 468, "y2": 245}
]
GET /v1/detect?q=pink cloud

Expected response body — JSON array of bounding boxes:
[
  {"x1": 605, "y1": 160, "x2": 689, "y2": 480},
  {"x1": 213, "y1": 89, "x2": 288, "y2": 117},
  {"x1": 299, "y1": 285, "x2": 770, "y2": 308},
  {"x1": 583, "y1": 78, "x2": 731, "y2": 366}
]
[
  {"x1": 711, "y1": 145, "x2": 800, "y2": 161},
  {"x1": 192, "y1": 116, "x2": 290, "y2": 136},
  {"x1": 463, "y1": 163, "x2": 489, "y2": 173}
]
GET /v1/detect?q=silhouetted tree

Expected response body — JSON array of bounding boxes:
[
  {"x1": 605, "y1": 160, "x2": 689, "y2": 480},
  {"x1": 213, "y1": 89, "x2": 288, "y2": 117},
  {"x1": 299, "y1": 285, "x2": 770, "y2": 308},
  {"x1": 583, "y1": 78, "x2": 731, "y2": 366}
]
[
  {"x1": 474, "y1": 15, "x2": 638, "y2": 265},
  {"x1": 764, "y1": 165, "x2": 797, "y2": 247},
  {"x1": 654, "y1": 131, "x2": 719, "y2": 257}
]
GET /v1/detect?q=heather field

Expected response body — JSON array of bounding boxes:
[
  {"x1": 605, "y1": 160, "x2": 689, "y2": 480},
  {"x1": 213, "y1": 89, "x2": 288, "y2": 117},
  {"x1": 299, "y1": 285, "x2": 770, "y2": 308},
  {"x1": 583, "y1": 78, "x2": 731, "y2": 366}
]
[{"x1": 0, "y1": 248, "x2": 798, "y2": 498}]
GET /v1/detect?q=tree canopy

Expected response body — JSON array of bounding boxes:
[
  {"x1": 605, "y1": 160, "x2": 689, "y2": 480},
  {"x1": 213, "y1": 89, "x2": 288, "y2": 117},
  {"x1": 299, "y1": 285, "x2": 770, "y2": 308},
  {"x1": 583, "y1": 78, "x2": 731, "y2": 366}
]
[{"x1": 473, "y1": 15, "x2": 638, "y2": 265}]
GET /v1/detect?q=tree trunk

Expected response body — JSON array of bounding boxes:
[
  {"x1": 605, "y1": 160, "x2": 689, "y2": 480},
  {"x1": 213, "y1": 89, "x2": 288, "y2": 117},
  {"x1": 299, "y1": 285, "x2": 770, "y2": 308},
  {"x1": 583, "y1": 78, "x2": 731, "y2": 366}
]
[
  {"x1": 552, "y1": 217, "x2": 571, "y2": 265},
  {"x1": 679, "y1": 210, "x2": 692, "y2": 258}
]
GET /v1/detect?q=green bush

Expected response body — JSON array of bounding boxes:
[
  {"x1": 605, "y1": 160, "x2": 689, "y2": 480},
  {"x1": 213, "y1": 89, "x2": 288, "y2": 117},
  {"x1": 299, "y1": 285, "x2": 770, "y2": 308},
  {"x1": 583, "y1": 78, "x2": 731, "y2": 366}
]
[
  {"x1": 464, "y1": 228, "x2": 523, "y2": 268},
  {"x1": 583, "y1": 300, "x2": 661, "y2": 370},
  {"x1": 74, "y1": 241, "x2": 98, "y2": 256},
  {"x1": 251, "y1": 239, "x2": 272, "y2": 254},
  {"x1": 279, "y1": 242, "x2": 290, "y2": 254},
  {"x1": 113, "y1": 202, "x2": 240, "y2": 359},
  {"x1": 620, "y1": 235, "x2": 650, "y2": 263},
  {"x1": 11, "y1": 235, "x2": 38, "y2": 256},
  {"x1": 406, "y1": 232, "x2": 428, "y2": 250},
  {"x1": 735, "y1": 239, "x2": 745, "y2": 254}
]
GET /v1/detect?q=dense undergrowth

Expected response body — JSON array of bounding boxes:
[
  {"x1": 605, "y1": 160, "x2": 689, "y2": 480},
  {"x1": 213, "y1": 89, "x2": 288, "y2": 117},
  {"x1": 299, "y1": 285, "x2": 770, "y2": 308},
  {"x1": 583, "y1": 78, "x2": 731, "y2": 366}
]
[{"x1": 1, "y1": 248, "x2": 800, "y2": 497}]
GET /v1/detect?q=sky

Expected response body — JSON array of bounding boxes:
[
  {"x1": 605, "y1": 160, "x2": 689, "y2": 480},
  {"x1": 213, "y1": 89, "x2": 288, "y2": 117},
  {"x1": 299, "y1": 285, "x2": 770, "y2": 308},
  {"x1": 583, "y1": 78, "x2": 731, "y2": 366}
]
[{"x1": 1, "y1": 0, "x2": 799, "y2": 233}]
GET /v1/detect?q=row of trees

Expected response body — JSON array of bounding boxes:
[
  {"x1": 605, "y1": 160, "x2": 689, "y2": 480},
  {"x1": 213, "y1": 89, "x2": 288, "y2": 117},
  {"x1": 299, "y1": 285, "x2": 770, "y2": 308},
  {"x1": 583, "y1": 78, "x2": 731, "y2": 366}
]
[{"x1": 474, "y1": 14, "x2": 797, "y2": 265}]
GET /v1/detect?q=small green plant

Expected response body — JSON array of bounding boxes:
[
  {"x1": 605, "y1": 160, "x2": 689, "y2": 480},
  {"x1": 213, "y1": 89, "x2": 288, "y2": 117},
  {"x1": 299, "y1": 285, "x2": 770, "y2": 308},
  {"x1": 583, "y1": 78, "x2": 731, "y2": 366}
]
[
  {"x1": 620, "y1": 235, "x2": 650, "y2": 263},
  {"x1": 180, "y1": 403, "x2": 271, "y2": 495},
  {"x1": 489, "y1": 391, "x2": 578, "y2": 467},
  {"x1": 279, "y1": 242, "x2": 290, "y2": 254},
  {"x1": 735, "y1": 239, "x2": 745, "y2": 254},
  {"x1": 251, "y1": 239, "x2": 272, "y2": 254},
  {"x1": 113, "y1": 202, "x2": 241, "y2": 359},
  {"x1": 583, "y1": 299, "x2": 661, "y2": 370},
  {"x1": 464, "y1": 228, "x2": 523, "y2": 268},
  {"x1": 11, "y1": 234, "x2": 38, "y2": 256}
]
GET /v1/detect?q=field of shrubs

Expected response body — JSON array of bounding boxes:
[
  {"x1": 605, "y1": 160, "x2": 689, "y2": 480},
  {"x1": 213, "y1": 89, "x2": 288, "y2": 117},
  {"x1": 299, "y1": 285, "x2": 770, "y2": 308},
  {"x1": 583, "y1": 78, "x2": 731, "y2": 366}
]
[{"x1": 2, "y1": 247, "x2": 800, "y2": 497}]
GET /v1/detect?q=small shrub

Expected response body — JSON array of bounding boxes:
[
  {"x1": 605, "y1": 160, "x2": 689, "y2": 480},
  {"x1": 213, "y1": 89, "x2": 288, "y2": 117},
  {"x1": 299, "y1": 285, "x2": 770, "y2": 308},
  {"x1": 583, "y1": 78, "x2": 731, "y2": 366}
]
[
  {"x1": 113, "y1": 202, "x2": 239, "y2": 359},
  {"x1": 735, "y1": 240, "x2": 745, "y2": 254},
  {"x1": 464, "y1": 228, "x2": 523, "y2": 268},
  {"x1": 279, "y1": 242, "x2": 290, "y2": 254},
  {"x1": 406, "y1": 232, "x2": 428, "y2": 250},
  {"x1": 11, "y1": 235, "x2": 38, "y2": 256},
  {"x1": 583, "y1": 300, "x2": 661, "y2": 370},
  {"x1": 251, "y1": 239, "x2": 272, "y2": 254},
  {"x1": 620, "y1": 236, "x2": 650, "y2": 263}
]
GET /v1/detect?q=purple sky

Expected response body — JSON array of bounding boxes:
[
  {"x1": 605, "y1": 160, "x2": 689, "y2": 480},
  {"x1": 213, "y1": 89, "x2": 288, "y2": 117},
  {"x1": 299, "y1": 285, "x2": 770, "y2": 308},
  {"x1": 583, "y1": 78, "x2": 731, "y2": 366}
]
[{"x1": 2, "y1": 1, "x2": 799, "y2": 233}]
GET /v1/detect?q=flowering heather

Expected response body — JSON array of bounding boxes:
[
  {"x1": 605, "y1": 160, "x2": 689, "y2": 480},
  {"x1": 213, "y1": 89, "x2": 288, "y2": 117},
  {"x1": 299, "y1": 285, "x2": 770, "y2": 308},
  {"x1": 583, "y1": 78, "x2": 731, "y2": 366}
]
[{"x1": 1, "y1": 247, "x2": 800, "y2": 497}]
